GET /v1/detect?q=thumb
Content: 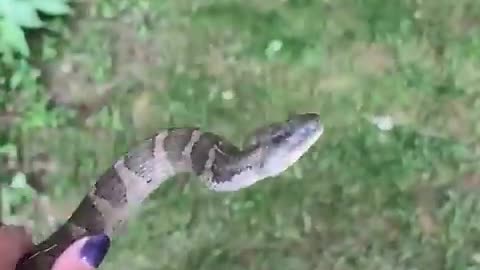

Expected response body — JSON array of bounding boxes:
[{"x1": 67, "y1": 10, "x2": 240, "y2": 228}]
[
  {"x1": 52, "y1": 234, "x2": 110, "y2": 270},
  {"x1": 0, "y1": 225, "x2": 33, "y2": 270}
]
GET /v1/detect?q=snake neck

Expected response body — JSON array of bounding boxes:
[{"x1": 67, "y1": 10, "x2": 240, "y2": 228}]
[{"x1": 64, "y1": 129, "x2": 242, "y2": 236}]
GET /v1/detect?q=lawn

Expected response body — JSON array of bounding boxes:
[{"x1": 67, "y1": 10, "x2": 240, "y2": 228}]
[{"x1": 3, "y1": 0, "x2": 480, "y2": 269}]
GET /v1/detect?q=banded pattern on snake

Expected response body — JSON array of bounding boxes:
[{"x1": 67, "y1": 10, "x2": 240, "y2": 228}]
[{"x1": 16, "y1": 113, "x2": 323, "y2": 270}]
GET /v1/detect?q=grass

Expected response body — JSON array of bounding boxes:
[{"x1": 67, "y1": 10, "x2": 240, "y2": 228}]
[{"x1": 4, "y1": 0, "x2": 480, "y2": 269}]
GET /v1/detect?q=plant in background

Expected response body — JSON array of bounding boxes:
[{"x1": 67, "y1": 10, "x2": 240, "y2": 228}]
[
  {"x1": 0, "y1": 0, "x2": 71, "y2": 57},
  {"x1": 0, "y1": 0, "x2": 72, "y2": 224}
]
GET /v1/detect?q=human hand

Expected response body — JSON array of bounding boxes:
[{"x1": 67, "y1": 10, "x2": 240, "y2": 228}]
[{"x1": 0, "y1": 224, "x2": 110, "y2": 270}]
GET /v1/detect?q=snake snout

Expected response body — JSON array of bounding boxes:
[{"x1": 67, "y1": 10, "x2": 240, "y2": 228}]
[
  {"x1": 281, "y1": 113, "x2": 323, "y2": 151},
  {"x1": 293, "y1": 113, "x2": 323, "y2": 136}
]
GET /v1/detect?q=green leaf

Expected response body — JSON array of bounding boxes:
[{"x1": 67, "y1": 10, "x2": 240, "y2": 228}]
[
  {"x1": 0, "y1": 143, "x2": 16, "y2": 155},
  {"x1": 31, "y1": 0, "x2": 71, "y2": 15},
  {"x1": 0, "y1": 0, "x2": 44, "y2": 28},
  {"x1": 0, "y1": 18, "x2": 30, "y2": 56},
  {"x1": 10, "y1": 172, "x2": 28, "y2": 189},
  {"x1": 10, "y1": 69, "x2": 23, "y2": 89}
]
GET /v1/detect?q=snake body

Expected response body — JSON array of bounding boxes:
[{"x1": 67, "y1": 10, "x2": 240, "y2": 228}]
[{"x1": 16, "y1": 113, "x2": 323, "y2": 270}]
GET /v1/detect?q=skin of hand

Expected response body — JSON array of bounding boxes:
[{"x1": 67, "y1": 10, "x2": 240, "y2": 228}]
[{"x1": 0, "y1": 224, "x2": 110, "y2": 270}]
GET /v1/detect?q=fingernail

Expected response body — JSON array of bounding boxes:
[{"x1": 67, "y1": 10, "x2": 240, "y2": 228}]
[{"x1": 80, "y1": 234, "x2": 110, "y2": 268}]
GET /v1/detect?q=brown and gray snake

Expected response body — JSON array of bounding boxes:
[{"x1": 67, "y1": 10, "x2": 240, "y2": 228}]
[{"x1": 15, "y1": 113, "x2": 323, "y2": 270}]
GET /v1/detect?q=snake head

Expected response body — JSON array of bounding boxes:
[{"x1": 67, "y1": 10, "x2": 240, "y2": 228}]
[
  {"x1": 245, "y1": 112, "x2": 323, "y2": 178},
  {"x1": 209, "y1": 113, "x2": 323, "y2": 192}
]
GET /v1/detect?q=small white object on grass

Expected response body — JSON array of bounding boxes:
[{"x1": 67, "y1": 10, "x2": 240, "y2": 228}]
[
  {"x1": 265, "y1": 39, "x2": 283, "y2": 58},
  {"x1": 368, "y1": 115, "x2": 394, "y2": 131}
]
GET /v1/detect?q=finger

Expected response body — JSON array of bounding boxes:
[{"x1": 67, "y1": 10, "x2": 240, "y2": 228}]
[
  {"x1": 52, "y1": 234, "x2": 110, "y2": 270},
  {"x1": 0, "y1": 225, "x2": 33, "y2": 270}
]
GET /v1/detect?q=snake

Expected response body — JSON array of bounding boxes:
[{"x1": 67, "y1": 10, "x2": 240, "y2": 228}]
[{"x1": 15, "y1": 112, "x2": 323, "y2": 270}]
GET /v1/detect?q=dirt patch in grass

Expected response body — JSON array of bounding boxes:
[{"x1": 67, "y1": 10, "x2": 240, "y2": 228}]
[
  {"x1": 352, "y1": 43, "x2": 395, "y2": 76},
  {"x1": 41, "y1": 2, "x2": 172, "y2": 120}
]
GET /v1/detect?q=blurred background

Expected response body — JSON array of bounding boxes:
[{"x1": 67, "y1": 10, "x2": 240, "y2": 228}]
[{"x1": 1, "y1": 0, "x2": 480, "y2": 269}]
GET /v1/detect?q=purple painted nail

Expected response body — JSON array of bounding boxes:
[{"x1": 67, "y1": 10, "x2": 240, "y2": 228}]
[{"x1": 80, "y1": 234, "x2": 110, "y2": 268}]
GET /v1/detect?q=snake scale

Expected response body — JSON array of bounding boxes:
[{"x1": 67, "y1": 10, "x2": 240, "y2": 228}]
[{"x1": 15, "y1": 113, "x2": 323, "y2": 270}]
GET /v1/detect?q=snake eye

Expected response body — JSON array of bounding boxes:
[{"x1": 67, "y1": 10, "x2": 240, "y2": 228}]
[{"x1": 271, "y1": 129, "x2": 292, "y2": 144}]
